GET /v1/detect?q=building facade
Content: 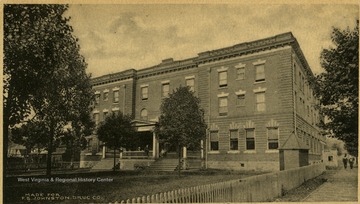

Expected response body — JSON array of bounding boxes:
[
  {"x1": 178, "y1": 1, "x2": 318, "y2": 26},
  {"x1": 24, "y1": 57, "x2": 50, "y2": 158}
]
[{"x1": 90, "y1": 32, "x2": 326, "y2": 171}]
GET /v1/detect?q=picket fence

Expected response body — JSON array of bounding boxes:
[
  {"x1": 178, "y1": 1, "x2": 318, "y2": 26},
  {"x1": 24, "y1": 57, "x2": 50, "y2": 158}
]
[{"x1": 114, "y1": 163, "x2": 325, "y2": 203}]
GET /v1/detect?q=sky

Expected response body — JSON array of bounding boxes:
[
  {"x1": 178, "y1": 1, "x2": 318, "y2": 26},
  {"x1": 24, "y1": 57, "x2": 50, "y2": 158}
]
[{"x1": 66, "y1": 3, "x2": 358, "y2": 78}]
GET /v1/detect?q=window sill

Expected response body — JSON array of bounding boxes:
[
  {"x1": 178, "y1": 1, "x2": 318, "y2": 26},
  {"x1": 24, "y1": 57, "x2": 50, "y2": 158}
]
[
  {"x1": 208, "y1": 151, "x2": 220, "y2": 154},
  {"x1": 244, "y1": 150, "x2": 256, "y2": 154},
  {"x1": 218, "y1": 86, "x2": 228, "y2": 90},
  {"x1": 236, "y1": 78, "x2": 245, "y2": 81},
  {"x1": 227, "y1": 150, "x2": 240, "y2": 154},
  {"x1": 254, "y1": 81, "x2": 266, "y2": 85},
  {"x1": 265, "y1": 149, "x2": 279, "y2": 153}
]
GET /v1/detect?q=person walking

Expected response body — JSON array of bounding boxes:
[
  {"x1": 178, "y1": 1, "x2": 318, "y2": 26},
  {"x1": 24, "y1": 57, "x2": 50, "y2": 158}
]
[
  {"x1": 144, "y1": 145, "x2": 149, "y2": 158},
  {"x1": 343, "y1": 154, "x2": 349, "y2": 169},
  {"x1": 349, "y1": 156, "x2": 355, "y2": 169}
]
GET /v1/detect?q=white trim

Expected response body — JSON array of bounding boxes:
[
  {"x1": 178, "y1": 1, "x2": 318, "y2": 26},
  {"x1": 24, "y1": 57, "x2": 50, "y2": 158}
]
[
  {"x1": 185, "y1": 75, "x2": 195, "y2": 80},
  {"x1": 94, "y1": 91, "x2": 100, "y2": 94},
  {"x1": 198, "y1": 46, "x2": 291, "y2": 67},
  {"x1": 112, "y1": 87, "x2": 120, "y2": 91},
  {"x1": 93, "y1": 110, "x2": 99, "y2": 114},
  {"x1": 265, "y1": 150, "x2": 279, "y2": 153},
  {"x1": 252, "y1": 59, "x2": 266, "y2": 65},
  {"x1": 234, "y1": 62, "x2": 246, "y2": 68},
  {"x1": 112, "y1": 107, "x2": 120, "y2": 111},
  {"x1": 227, "y1": 150, "x2": 240, "y2": 154},
  {"x1": 253, "y1": 87, "x2": 267, "y2": 93},
  {"x1": 208, "y1": 151, "x2": 220, "y2": 154},
  {"x1": 103, "y1": 109, "x2": 109, "y2": 112},
  {"x1": 103, "y1": 89, "x2": 109, "y2": 93},
  {"x1": 243, "y1": 150, "x2": 257, "y2": 154},
  {"x1": 235, "y1": 90, "x2": 246, "y2": 95},
  {"x1": 161, "y1": 80, "x2": 170, "y2": 84},
  {"x1": 140, "y1": 84, "x2": 149, "y2": 88},
  {"x1": 92, "y1": 78, "x2": 133, "y2": 88},
  {"x1": 217, "y1": 92, "x2": 229, "y2": 97},
  {"x1": 217, "y1": 66, "x2": 228, "y2": 72}
]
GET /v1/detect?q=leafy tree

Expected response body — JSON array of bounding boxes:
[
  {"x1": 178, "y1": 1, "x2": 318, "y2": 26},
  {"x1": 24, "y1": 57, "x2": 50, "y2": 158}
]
[
  {"x1": 155, "y1": 86, "x2": 207, "y2": 174},
  {"x1": 11, "y1": 120, "x2": 49, "y2": 166},
  {"x1": 315, "y1": 20, "x2": 359, "y2": 157},
  {"x1": 4, "y1": 4, "x2": 94, "y2": 176},
  {"x1": 97, "y1": 112, "x2": 135, "y2": 171}
]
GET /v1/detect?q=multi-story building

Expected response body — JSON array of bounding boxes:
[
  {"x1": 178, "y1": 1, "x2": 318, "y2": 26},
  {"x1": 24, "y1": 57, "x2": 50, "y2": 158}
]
[{"x1": 89, "y1": 32, "x2": 326, "y2": 171}]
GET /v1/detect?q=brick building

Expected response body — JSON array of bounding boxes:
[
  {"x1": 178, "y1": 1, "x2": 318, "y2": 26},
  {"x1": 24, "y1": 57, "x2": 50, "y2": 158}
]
[{"x1": 89, "y1": 32, "x2": 326, "y2": 171}]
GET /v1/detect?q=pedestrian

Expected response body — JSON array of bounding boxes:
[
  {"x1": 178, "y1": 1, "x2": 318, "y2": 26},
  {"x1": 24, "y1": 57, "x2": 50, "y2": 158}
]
[
  {"x1": 144, "y1": 145, "x2": 149, "y2": 158},
  {"x1": 342, "y1": 154, "x2": 348, "y2": 169},
  {"x1": 349, "y1": 156, "x2": 355, "y2": 169}
]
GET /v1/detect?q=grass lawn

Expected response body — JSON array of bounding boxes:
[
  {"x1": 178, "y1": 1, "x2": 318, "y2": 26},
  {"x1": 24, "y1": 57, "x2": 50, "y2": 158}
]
[{"x1": 4, "y1": 169, "x2": 266, "y2": 203}]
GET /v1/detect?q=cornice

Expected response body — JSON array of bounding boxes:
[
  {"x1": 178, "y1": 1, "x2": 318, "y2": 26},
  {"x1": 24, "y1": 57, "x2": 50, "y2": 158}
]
[{"x1": 91, "y1": 32, "x2": 314, "y2": 87}]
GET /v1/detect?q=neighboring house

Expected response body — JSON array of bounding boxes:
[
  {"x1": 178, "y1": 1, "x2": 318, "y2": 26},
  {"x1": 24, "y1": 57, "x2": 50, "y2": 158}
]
[
  {"x1": 322, "y1": 149, "x2": 339, "y2": 167},
  {"x1": 89, "y1": 32, "x2": 326, "y2": 171},
  {"x1": 8, "y1": 143, "x2": 26, "y2": 158}
]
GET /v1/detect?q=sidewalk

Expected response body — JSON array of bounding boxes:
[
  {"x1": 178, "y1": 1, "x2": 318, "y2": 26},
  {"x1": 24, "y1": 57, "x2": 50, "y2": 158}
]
[{"x1": 303, "y1": 167, "x2": 358, "y2": 202}]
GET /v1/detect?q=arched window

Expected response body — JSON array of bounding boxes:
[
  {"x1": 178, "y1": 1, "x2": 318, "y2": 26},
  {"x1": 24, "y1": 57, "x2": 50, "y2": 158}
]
[{"x1": 140, "y1": 109, "x2": 148, "y2": 121}]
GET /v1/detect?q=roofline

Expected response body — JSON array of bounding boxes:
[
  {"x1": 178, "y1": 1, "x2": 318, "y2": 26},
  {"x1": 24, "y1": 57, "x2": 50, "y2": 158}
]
[{"x1": 91, "y1": 32, "x2": 315, "y2": 86}]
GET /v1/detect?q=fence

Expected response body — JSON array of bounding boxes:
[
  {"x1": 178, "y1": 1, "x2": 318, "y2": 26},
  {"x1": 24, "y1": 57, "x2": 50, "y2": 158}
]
[{"x1": 115, "y1": 163, "x2": 325, "y2": 203}]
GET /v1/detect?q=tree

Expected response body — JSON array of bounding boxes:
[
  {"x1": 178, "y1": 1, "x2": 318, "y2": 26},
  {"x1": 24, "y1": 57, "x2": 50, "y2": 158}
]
[
  {"x1": 11, "y1": 120, "x2": 49, "y2": 167},
  {"x1": 315, "y1": 20, "x2": 359, "y2": 157},
  {"x1": 4, "y1": 4, "x2": 94, "y2": 176},
  {"x1": 155, "y1": 86, "x2": 207, "y2": 174},
  {"x1": 97, "y1": 112, "x2": 135, "y2": 171}
]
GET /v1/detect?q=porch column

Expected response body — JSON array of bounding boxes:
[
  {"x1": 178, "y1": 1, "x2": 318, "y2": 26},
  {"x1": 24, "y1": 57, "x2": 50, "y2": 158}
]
[
  {"x1": 102, "y1": 145, "x2": 106, "y2": 159},
  {"x1": 201, "y1": 140, "x2": 204, "y2": 159},
  {"x1": 183, "y1": 146, "x2": 187, "y2": 159},
  {"x1": 152, "y1": 132, "x2": 156, "y2": 158},
  {"x1": 156, "y1": 139, "x2": 159, "y2": 158}
]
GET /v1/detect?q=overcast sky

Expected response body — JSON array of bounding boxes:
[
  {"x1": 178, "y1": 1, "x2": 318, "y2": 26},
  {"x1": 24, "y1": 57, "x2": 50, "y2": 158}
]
[{"x1": 66, "y1": 4, "x2": 358, "y2": 78}]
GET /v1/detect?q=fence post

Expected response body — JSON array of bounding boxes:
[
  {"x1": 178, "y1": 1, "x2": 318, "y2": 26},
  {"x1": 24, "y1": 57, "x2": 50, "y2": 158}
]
[
  {"x1": 155, "y1": 194, "x2": 159, "y2": 203},
  {"x1": 164, "y1": 192, "x2": 168, "y2": 203},
  {"x1": 160, "y1": 193, "x2": 164, "y2": 203},
  {"x1": 131, "y1": 198, "x2": 136, "y2": 203},
  {"x1": 126, "y1": 199, "x2": 130, "y2": 204},
  {"x1": 141, "y1": 196, "x2": 146, "y2": 203},
  {"x1": 151, "y1": 195, "x2": 155, "y2": 203},
  {"x1": 147, "y1": 195, "x2": 151, "y2": 203},
  {"x1": 174, "y1": 190, "x2": 178, "y2": 203}
]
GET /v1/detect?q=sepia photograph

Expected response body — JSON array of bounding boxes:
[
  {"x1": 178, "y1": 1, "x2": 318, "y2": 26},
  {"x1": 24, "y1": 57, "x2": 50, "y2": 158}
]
[{"x1": 2, "y1": 1, "x2": 359, "y2": 203}]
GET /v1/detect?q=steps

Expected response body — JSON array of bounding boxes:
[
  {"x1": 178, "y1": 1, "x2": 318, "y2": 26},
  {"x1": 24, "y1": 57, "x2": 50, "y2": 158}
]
[
  {"x1": 148, "y1": 158, "x2": 179, "y2": 171},
  {"x1": 91, "y1": 158, "x2": 116, "y2": 170}
]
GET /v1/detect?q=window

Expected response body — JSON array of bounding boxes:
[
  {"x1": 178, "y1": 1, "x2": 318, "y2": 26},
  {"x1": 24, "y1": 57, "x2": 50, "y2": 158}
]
[
  {"x1": 140, "y1": 109, "x2": 148, "y2": 121},
  {"x1": 218, "y1": 71, "x2": 227, "y2": 87},
  {"x1": 236, "y1": 94, "x2": 245, "y2": 106},
  {"x1": 103, "y1": 92, "x2": 109, "y2": 101},
  {"x1": 95, "y1": 94, "x2": 100, "y2": 105},
  {"x1": 268, "y1": 127, "x2": 279, "y2": 149},
  {"x1": 210, "y1": 131, "x2": 219, "y2": 151},
  {"x1": 162, "y1": 83, "x2": 169, "y2": 97},
  {"x1": 246, "y1": 129, "x2": 255, "y2": 150},
  {"x1": 229, "y1": 130, "x2": 238, "y2": 150},
  {"x1": 93, "y1": 113, "x2": 99, "y2": 125},
  {"x1": 186, "y1": 78, "x2": 195, "y2": 92},
  {"x1": 328, "y1": 156, "x2": 333, "y2": 161},
  {"x1": 237, "y1": 67, "x2": 245, "y2": 80},
  {"x1": 113, "y1": 90, "x2": 119, "y2": 103},
  {"x1": 141, "y1": 86, "x2": 148, "y2": 100},
  {"x1": 103, "y1": 111, "x2": 108, "y2": 119},
  {"x1": 255, "y1": 92, "x2": 266, "y2": 112},
  {"x1": 255, "y1": 64, "x2": 265, "y2": 82},
  {"x1": 218, "y1": 97, "x2": 228, "y2": 116}
]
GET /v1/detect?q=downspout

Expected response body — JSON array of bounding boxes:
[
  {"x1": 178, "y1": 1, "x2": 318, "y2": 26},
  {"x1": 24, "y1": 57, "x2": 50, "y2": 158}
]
[
  {"x1": 292, "y1": 53, "x2": 297, "y2": 134},
  {"x1": 123, "y1": 84, "x2": 126, "y2": 114},
  {"x1": 206, "y1": 67, "x2": 211, "y2": 169}
]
